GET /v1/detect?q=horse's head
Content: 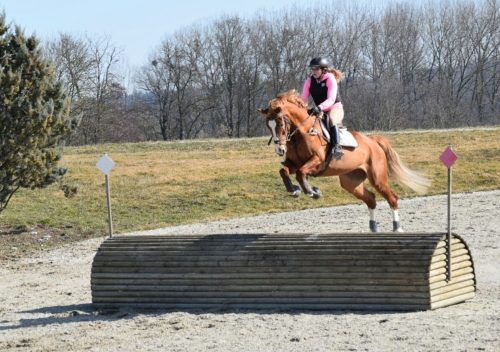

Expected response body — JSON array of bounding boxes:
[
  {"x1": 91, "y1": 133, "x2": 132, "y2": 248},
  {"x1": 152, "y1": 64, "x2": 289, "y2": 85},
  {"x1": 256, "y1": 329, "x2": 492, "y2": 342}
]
[
  {"x1": 258, "y1": 90, "x2": 310, "y2": 157},
  {"x1": 257, "y1": 106, "x2": 290, "y2": 157}
]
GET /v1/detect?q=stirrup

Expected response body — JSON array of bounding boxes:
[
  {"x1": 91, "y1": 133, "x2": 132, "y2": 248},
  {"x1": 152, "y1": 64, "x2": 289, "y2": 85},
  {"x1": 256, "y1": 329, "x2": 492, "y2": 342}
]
[{"x1": 333, "y1": 146, "x2": 344, "y2": 160}]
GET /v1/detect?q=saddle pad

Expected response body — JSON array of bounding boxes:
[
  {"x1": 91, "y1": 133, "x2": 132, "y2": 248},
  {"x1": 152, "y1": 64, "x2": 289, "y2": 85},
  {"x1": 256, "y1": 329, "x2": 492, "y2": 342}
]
[
  {"x1": 339, "y1": 129, "x2": 359, "y2": 148},
  {"x1": 319, "y1": 121, "x2": 359, "y2": 148}
]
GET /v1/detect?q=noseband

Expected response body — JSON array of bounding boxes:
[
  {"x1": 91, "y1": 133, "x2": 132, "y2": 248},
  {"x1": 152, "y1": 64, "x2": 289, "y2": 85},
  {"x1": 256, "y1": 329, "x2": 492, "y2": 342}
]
[{"x1": 267, "y1": 112, "x2": 291, "y2": 147}]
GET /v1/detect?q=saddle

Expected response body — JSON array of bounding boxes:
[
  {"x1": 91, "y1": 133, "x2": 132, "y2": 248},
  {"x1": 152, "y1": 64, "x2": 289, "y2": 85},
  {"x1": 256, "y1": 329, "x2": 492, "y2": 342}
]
[
  {"x1": 312, "y1": 120, "x2": 359, "y2": 177},
  {"x1": 319, "y1": 120, "x2": 359, "y2": 148}
]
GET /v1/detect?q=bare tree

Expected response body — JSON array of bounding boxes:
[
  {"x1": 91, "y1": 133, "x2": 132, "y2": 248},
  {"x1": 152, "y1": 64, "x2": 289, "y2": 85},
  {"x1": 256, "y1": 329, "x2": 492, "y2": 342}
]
[
  {"x1": 82, "y1": 35, "x2": 123, "y2": 143},
  {"x1": 467, "y1": 0, "x2": 500, "y2": 125},
  {"x1": 240, "y1": 24, "x2": 269, "y2": 137},
  {"x1": 316, "y1": 1, "x2": 372, "y2": 129},
  {"x1": 206, "y1": 15, "x2": 248, "y2": 137},
  {"x1": 134, "y1": 48, "x2": 177, "y2": 141},
  {"x1": 135, "y1": 25, "x2": 213, "y2": 140},
  {"x1": 44, "y1": 33, "x2": 124, "y2": 144},
  {"x1": 44, "y1": 33, "x2": 90, "y2": 143},
  {"x1": 254, "y1": 6, "x2": 313, "y2": 99},
  {"x1": 171, "y1": 27, "x2": 214, "y2": 140}
]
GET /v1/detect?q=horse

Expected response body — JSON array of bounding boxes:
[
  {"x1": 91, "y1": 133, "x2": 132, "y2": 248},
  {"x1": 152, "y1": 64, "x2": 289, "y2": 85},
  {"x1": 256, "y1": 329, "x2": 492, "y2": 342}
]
[{"x1": 257, "y1": 90, "x2": 431, "y2": 232}]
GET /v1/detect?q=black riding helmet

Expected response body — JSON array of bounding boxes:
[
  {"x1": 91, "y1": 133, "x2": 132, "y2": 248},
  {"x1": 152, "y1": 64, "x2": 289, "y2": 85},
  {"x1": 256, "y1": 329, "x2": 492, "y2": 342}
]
[{"x1": 308, "y1": 57, "x2": 329, "y2": 68}]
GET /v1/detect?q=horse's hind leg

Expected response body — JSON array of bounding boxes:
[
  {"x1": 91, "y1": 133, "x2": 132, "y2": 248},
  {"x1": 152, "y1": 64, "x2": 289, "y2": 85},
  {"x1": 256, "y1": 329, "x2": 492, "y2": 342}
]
[
  {"x1": 339, "y1": 170, "x2": 379, "y2": 232},
  {"x1": 366, "y1": 166, "x2": 403, "y2": 232},
  {"x1": 391, "y1": 208, "x2": 403, "y2": 232}
]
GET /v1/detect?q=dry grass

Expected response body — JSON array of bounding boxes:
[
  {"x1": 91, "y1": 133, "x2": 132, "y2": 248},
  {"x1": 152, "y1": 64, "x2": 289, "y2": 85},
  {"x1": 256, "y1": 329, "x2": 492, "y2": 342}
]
[{"x1": 1, "y1": 127, "x2": 499, "y2": 259}]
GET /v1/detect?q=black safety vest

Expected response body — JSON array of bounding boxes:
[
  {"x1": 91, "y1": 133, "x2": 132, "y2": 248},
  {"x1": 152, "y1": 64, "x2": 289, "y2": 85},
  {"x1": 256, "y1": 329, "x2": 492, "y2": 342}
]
[{"x1": 309, "y1": 75, "x2": 341, "y2": 107}]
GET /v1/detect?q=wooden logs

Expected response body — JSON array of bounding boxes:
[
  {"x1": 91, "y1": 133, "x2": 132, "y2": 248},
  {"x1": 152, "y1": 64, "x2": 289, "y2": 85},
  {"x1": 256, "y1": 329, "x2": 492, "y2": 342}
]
[{"x1": 91, "y1": 232, "x2": 476, "y2": 310}]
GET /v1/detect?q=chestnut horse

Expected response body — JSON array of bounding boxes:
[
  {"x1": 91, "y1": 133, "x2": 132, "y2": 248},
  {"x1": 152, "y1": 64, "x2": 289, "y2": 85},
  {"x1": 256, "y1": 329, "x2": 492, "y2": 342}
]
[{"x1": 257, "y1": 90, "x2": 431, "y2": 232}]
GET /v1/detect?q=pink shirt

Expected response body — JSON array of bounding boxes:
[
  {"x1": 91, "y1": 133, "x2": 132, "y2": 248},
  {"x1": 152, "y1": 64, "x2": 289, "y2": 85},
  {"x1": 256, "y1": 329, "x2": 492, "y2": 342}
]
[{"x1": 301, "y1": 72, "x2": 343, "y2": 112}]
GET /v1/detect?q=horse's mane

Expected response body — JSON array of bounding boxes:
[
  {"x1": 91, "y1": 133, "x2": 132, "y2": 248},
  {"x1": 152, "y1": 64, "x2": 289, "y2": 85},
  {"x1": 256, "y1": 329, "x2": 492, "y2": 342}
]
[{"x1": 269, "y1": 90, "x2": 308, "y2": 110}]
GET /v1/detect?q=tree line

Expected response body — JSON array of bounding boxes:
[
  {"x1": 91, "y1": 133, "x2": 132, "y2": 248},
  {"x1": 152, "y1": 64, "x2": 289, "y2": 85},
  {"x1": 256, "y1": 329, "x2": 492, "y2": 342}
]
[{"x1": 41, "y1": 0, "x2": 500, "y2": 144}]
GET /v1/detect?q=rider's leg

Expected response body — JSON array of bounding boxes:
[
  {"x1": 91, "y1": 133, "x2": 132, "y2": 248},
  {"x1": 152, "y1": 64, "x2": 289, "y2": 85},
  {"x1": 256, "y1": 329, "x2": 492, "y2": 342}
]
[
  {"x1": 327, "y1": 109, "x2": 345, "y2": 160},
  {"x1": 330, "y1": 124, "x2": 344, "y2": 160}
]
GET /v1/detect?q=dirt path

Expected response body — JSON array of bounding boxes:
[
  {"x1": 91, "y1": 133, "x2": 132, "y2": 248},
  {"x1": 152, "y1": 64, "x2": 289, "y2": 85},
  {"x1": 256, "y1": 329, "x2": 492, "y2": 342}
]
[{"x1": 1, "y1": 191, "x2": 499, "y2": 351}]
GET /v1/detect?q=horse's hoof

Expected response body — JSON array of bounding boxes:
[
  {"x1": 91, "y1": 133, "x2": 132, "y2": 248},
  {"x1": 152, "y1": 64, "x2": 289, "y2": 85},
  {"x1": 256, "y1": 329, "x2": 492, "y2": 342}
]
[
  {"x1": 393, "y1": 221, "x2": 404, "y2": 232},
  {"x1": 288, "y1": 185, "x2": 301, "y2": 198},
  {"x1": 311, "y1": 187, "x2": 322, "y2": 199},
  {"x1": 369, "y1": 220, "x2": 379, "y2": 232}
]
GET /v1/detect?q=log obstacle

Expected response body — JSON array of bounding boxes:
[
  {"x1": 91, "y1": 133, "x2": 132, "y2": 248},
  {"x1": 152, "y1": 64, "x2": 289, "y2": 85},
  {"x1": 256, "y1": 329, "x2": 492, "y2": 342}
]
[{"x1": 91, "y1": 232, "x2": 476, "y2": 311}]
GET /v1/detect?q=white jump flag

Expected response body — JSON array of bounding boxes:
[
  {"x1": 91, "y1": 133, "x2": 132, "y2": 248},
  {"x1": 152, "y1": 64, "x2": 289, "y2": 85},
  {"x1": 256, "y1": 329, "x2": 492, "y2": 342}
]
[
  {"x1": 96, "y1": 154, "x2": 116, "y2": 237},
  {"x1": 96, "y1": 154, "x2": 116, "y2": 175}
]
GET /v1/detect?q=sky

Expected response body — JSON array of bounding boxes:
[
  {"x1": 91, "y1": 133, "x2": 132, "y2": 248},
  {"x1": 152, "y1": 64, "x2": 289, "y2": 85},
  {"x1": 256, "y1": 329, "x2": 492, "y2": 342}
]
[{"x1": 1, "y1": 0, "x2": 296, "y2": 68}]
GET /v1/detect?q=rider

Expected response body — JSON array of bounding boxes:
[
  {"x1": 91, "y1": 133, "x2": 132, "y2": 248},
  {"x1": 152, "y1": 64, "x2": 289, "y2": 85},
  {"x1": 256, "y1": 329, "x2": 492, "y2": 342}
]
[{"x1": 301, "y1": 57, "x2": 344, "y2": 160}]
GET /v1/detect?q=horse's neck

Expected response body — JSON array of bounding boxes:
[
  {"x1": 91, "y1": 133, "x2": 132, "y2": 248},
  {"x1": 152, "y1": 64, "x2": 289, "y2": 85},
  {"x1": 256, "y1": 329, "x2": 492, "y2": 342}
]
[{"x1": 288, "y1": 109, "x2": 313, "y2": 135}]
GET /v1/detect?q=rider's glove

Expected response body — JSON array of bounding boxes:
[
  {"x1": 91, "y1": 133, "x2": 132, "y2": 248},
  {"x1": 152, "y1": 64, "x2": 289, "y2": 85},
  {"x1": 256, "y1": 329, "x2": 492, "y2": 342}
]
[{"x1": 309, "y1": 106, "x2": 321, "y2": 116}]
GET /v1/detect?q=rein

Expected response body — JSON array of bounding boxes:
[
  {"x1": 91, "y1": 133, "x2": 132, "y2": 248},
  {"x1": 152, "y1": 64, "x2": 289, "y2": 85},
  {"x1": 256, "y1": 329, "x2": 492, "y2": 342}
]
[
  {"x1": 268, "y1": 111, "x2": 327, "y2": 163},
  {"x1": 279, "y1": 112, "x2": 323, "y2": 145}
]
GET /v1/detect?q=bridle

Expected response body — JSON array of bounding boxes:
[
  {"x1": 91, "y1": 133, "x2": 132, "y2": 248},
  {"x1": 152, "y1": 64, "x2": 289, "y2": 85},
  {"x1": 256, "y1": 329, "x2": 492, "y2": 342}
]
[
  {"x1": 267, "y1": 111, "x2": 318, "y2": 150},
  {"x1": 267, "y1": 112, "x2": 291, "y2": 148}
]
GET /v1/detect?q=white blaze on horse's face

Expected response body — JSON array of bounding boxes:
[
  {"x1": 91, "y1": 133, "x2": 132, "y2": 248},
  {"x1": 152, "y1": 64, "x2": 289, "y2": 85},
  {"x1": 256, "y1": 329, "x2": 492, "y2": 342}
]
[
  {"x1": 278, "y1": 142, "x2": 287, "y2": 156},
  {"x1": 267, "y1": 119, "x2": 280, "y2": 154},
  {"x1": 267, "y1": 118, "x2": 287, "y2": 156}
]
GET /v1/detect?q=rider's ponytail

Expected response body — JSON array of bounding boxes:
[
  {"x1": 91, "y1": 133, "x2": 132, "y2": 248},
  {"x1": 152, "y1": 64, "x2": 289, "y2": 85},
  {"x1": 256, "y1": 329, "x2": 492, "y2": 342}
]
[{"x1": 325, "y1": 68, "x2": 343, "y2": 83}]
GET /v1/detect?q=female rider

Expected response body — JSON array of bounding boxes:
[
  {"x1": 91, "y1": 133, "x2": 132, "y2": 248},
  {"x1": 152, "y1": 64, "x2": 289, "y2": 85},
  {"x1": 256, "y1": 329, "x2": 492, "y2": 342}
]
[{"x1": 301, "y1": 57, "x2": 344, "y2": 160}]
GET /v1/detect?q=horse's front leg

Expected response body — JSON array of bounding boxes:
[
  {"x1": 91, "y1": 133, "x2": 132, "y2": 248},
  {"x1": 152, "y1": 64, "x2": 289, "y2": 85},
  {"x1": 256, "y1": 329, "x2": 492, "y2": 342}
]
[
  {"x1": 279, "y1": 161, "x2": 301, "y2": 197},
  {"x1": 296, "y1": 156, "x2": 323, "y2": 199}
]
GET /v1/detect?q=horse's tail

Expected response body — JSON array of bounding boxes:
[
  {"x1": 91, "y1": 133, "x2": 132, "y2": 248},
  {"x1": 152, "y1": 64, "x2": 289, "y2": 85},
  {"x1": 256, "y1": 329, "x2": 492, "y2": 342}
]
[{"x1": 370, "y1": 135, "x2": 431, "y2": 194}]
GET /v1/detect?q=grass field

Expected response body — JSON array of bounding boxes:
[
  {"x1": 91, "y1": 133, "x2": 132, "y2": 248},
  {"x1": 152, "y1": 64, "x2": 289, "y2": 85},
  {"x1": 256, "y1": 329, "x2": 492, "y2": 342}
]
[{"x1": 1, "y1": 127, "x2": 499, "y2": 258}]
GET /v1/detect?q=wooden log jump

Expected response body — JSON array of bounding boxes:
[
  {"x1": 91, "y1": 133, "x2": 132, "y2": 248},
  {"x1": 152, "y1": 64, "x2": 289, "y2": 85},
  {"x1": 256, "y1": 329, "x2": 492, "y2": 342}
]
[{"x1": 91, "y1": 232, "x2": 476, "y2": 310}]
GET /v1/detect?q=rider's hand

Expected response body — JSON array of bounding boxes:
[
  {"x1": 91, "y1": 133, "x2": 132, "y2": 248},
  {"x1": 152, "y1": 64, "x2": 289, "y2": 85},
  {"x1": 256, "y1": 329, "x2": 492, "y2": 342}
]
[{"x1": 309, "y1": 106, "x2": 321, "y2": 116}]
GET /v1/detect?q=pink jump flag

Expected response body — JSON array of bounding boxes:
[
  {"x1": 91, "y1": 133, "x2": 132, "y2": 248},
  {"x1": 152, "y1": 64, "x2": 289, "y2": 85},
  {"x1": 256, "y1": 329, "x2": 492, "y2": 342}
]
[
  {"x1": 440, "y1": 145, "x2": 458, "y2": 281},
  {"x1": 440, "y1": 146, "x2": 458, "y2": 169}
]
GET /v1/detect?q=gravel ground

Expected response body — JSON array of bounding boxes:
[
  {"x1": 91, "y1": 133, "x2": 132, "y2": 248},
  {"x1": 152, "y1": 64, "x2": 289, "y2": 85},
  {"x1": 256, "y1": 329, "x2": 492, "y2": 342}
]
[{"x1": 1, "y1": 190, "x2": 499, "y2": 351}]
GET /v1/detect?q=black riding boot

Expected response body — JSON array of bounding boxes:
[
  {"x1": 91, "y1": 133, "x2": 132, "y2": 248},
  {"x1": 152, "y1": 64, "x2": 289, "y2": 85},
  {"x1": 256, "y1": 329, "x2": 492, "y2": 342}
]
[{"x1": 330, "y1": 124, "x2": 344, "y2": 160}]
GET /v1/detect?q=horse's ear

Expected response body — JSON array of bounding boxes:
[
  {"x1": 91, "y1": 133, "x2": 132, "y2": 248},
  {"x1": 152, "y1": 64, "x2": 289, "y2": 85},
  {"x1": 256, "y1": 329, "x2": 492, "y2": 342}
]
[{"x1": 257, "y1": 108, "x2": 269, "y2": 115}]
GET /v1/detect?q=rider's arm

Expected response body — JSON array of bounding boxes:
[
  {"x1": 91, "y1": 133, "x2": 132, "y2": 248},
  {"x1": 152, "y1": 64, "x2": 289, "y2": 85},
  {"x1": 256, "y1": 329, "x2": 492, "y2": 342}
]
[
  {"x1": 301, "y1": 78, "x2": 312, "y2": 102},
  {"x1": 318, "y1": 74, "x2": 337, "y2": 111}
]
